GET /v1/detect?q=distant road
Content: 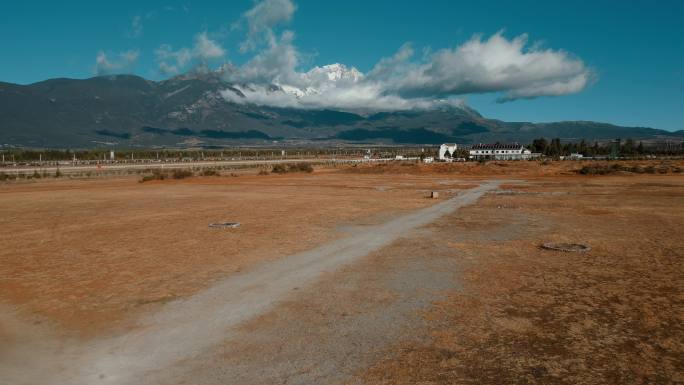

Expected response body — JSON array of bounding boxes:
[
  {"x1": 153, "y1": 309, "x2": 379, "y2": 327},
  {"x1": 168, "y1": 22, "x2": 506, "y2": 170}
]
[{"x1": 0, "y1": 157, "x2": 391, "y2": 174}]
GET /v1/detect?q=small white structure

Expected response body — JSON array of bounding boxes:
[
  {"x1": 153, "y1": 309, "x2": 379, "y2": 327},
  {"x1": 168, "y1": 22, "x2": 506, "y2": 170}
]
[
  {"x1": 469, "y1": 143, "x2": 537, "y2": 160},
  {"x1": 423, "y1": 156, "x2": 434, "y2": 163},
  {"x1": 438, "y1": 144, "x2": 458, "y2": 161}
]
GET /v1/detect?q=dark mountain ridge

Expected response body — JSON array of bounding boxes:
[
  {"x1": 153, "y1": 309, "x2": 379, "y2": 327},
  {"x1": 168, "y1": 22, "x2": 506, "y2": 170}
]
[{"x1": 0, "y1": 74, "x2": 680, "y2": 147}]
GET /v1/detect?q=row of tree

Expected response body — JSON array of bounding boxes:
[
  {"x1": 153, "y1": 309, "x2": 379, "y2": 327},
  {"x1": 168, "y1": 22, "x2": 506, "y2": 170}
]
[{"x1": 527, "y1": 138, "x2": 684, "y2": 157}]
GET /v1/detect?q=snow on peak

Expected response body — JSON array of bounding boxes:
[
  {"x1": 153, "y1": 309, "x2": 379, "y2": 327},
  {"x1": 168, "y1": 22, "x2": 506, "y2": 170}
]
[{"x1": 306, "y1": 63, "x2": 364, "y2": 82}]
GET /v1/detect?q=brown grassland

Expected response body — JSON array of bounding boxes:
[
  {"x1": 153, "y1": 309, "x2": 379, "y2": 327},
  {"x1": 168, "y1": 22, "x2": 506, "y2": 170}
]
[{"x1": 0, "y1": 159, "x2": 682, "y2": 383}]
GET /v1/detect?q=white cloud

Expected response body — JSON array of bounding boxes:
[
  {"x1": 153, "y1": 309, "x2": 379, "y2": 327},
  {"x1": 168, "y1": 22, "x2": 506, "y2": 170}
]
[
  {"x1": 226, "y1": 30, "x2": 300, "y2": 85},
  {"x1": 240, "y1": 0, "x2": 296, "y2": 52},
  {"x1": 155, "y1": 32, "x2": 225, "y2": 75},
  {"x1": 94, "y1": 50, "x2": 139, "y2": 75},
  {"x1": 127, "y1": 15, "x2": 143, "y2": 38},
  {"x1": 194, "y1": 32, "x2": 226, "y2": 60},
  {"x1": 213, "y1": 0, "x2": 593, "y2": 111},
  {"x1": 374, "y1": 32, "x2": 593, "y2": 102},
  {"x1": 221, "y1": 81, "x2": 465, "y2": 112},
  {"x1": 219, "y1": 32, "x2": 592, "y2": 111}
]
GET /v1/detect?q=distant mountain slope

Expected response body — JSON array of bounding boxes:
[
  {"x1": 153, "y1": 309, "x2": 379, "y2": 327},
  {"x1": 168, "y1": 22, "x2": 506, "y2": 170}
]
[{"x1": 0, "y1": 73, "x2": 680, "y2": 147}]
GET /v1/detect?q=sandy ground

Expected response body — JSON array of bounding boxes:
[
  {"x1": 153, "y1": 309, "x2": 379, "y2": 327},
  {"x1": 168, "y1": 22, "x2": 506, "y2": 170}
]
[
  {"x1": 0, "y1": 179, "x2": 500, "y2": 385},
  {"x1": 1, "y1": 161, "x2": 683, "y2": 384},
  {"x1": 0, "y1": 171, "x2": 472, "y2": 334},
  {"x1": 359, "y1": 175, "x2": 684, "y2": 384}
]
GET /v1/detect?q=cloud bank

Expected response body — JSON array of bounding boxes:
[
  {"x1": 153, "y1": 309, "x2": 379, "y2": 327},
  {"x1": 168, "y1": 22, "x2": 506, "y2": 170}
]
[
  {"x1": 94, "y1": 50, "x2": 139, "y2": 75},
  {"x1": 215, "y1": 0, "x2": 593, "y2": 111},
  {"x1": 141, "y1": 0, "x2": 593, "y2": 111},
  {"x1": 240, "y1": 0, "x2": 296, "y2": 52},
  {"x1": 374, "y1": 33, "x2": 592, "y2": 103},
  {"x1": 155, "y1": 32, "x2": 226, "y2": 75}
]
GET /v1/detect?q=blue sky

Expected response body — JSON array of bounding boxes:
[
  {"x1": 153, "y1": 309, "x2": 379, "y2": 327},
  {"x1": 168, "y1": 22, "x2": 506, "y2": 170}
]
[{"x1": 1, "y1": 0, "x2": 682, "y2": 130}]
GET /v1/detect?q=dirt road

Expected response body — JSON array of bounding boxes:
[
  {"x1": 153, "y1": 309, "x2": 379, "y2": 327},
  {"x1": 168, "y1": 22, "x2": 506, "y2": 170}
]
[{"x1": 0, "y1": 181, "x2": 500, "y2": 385}]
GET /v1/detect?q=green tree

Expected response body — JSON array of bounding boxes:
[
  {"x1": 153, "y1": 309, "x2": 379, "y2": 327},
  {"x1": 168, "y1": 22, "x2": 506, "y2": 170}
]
[
  {"x1": 531, "y1": 138, "x2": 548, "y2": 153},
  {"x1": 547, "y1": 138, "x2": 562, "y2": 157}
]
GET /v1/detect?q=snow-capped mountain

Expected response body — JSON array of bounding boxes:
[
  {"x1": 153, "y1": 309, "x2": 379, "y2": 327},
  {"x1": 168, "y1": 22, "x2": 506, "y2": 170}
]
[
  {"x1": 278, "y1": 63, "x2": 364, "y2": 99},
  {"x1": 224, "y1": 63, "x2": 364, "y2": 99},
  {"x1": 306, "y1": 63, "x2": 364, "y2": 83}
]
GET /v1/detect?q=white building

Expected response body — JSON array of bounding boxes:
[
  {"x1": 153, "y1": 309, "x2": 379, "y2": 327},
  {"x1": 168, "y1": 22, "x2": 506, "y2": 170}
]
[
  {"x1": 469, "y1": 143, "x2": 536, "y2": 160},
  {"x1": 438, "y1": 144, "x2": 458, "y2": 161}
]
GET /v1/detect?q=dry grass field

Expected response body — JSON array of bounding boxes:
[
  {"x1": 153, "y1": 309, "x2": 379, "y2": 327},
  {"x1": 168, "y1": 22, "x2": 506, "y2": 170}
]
[
  {"x1": 1, "y1": 160, "x2": 682, "y2": 384},
  {"x1": 360, "y1": 173, "x2": 684, "y2": 384},
  {"x1": 0, "y1": 171, "x2": 465, "y2": 335}
]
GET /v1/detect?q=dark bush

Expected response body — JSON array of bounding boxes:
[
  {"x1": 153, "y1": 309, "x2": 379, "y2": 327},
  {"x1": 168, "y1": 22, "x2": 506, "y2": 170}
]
[
  {"x1": 172, "y1": 169, "x2": 193, "y2": 179},
  {"x1": 293, "y1": 163, "x2": 314, "y2": 173},
  {"x1": 271, "y1": 163, "x2": 314, "y2": 174},
  {"x1": 139, "y1": 170, "x2": 167, "y2": 182},
  {"x1": 200, "y1": 169, "x2": 220, "y2": 176},
  {"x1": 271, "y1": 164, "x2": 288, "y2": 174}
]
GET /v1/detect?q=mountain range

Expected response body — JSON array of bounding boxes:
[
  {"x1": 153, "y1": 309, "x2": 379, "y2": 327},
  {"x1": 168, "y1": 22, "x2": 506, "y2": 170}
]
[{"x1": 1, "y1": 68, "x2": 681, "y2": 148}]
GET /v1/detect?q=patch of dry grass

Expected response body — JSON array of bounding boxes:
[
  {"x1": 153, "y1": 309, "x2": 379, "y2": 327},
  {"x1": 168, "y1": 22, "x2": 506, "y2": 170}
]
[{"x1": 361, "y1": 175, "x2": 684, "y2": 384}]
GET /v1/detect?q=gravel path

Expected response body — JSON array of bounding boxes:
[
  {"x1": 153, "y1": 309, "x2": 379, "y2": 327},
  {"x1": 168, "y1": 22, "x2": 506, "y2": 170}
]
[{"x1": 1, "y1": 181, "x2": 500, "y2": 385}]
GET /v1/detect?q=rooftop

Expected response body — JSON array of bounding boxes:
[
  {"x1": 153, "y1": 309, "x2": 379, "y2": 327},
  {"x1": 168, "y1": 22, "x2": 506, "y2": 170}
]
[{"x1": 471, "y1": 143, "x2": 524, "y2": 150}]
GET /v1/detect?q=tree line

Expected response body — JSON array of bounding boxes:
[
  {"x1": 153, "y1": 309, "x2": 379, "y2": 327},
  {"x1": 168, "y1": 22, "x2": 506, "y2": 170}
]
[{"x1": 527, "y1": 138, "x2": 684, "y2": 157}]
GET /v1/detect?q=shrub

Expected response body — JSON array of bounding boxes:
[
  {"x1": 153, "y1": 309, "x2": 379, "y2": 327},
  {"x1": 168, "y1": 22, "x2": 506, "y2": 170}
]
[
  {"x1": 54, "y1": 169, "x2": 62, "y2": 178},
  {"x1": 578, "y1": 163, "x2": 676, "y2": 175},
  {"x1": 271, "y1": 164, "x2": 288, "y2": 174},
  {"x1": 258, "y1": 169, "x2": 270, "y2": 175},
  {"x1": 172, "y1": 169, "x2": 193, "y2": 179},
  {"x1": 271, "y1": 163, "x2": 314, "y2": 174},
  {"x1": 139, "y1": 170, "x2": 167, "y2": 183},
  {"x1": 0, "y1": 172, "x2": 19, "y2": 181},
  {"x1": 32, "y1": 170, "x2": 42, "y2": 179},
  {"x1": 293, "y1": 163, "x2": 314, "y2": 173},
  {"x1": 200, "y1": 169, "x2": 219, "y2": 176}
]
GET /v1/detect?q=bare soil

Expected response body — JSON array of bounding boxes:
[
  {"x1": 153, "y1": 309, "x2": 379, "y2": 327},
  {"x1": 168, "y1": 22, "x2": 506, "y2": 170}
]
[
  {"x1": 0, "y1": 171, "x2": 466, "y2": 335},
  {"x1": 359, "y1": 174, "x2": 684, "y2": 384},
  {"x1": 1, "y1": 160, "x2": 682, "y2": 384}
]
